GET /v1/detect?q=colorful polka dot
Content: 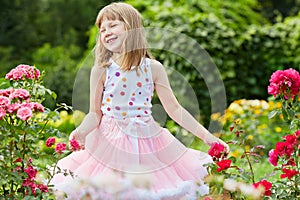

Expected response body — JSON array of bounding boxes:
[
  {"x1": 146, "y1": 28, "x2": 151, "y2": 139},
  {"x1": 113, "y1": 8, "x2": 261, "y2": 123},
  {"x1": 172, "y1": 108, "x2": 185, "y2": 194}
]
[
  {"x1": 120, "y1": 91, "x2": 125, "y2": 96},
  {"x1": 115, "y1": 72, "x2": 120, "y2": 77},
  {"x1": 131, "y1": 97, "x2": 135, "y2": 101},
  {"x1": 144, "y1": 68, "x2": 148, "y2": 73},
  {"x1": 122, "y1": 77, "x2": 127, "y2": 82},
  {"x1": 144, "y1": 111, "x2": 148, "y2": 114},
  {"x1": 115, "y1": 106, "x2": 120, "y2": 110},
  {"x1": 137, "y1": 107, "x2": 141, "y2": 110},
  {"x1": 145, "y1": 78, "x2": 149, "y2": 82},
  {"x1": 137, "y1": 82, "x2": 142, "y2": 87},
  {"x1": 123, "y1": 84, "x2": 127, "y2": 88},
  {"x1": 122, "y1": 112, "x2": 127, "y2": 116},
  {"x1": 139, "y1": 92, "x2": 142, "y2": 95},
  {"x1": 132, "y1": 93, "x2": 135, "y2": 96},
  {"x1": 110, "y1": 94, "x2": 114, "y2": 98},
  {"x1": 107, "y1": 107, "x2": 111, "y2": 111},
  {"x1": 111, "y1": 83, "x2": 115, "y2": 87},
  {"x1": 129, "y1": 102, "x2": 133, "y2": 106},
  {"x1": 106, "y1": 98, "x2": 110, "y2": 102}
]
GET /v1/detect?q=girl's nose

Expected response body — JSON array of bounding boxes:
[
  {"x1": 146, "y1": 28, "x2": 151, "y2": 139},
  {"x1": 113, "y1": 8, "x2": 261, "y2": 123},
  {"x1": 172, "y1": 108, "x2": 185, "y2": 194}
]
[{"x1": 104, "y1": 29, "x2": 112, "y2": 37}]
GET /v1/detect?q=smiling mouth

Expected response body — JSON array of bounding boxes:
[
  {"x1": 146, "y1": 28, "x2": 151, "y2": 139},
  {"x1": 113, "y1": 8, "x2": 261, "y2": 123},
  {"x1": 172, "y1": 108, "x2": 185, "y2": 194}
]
[{"x1": 107, "y1": 37, "x2": 117, "y2": 43}]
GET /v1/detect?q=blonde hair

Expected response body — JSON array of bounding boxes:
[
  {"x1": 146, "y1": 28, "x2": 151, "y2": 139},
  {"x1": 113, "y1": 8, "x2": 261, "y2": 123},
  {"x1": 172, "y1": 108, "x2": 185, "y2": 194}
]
[{"x1": 95, "y1": 2, "x2": 152, "y2": 71}]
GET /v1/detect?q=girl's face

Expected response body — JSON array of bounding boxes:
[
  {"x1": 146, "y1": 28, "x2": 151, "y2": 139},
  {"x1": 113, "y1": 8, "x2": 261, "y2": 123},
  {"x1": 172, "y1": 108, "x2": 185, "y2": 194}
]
[{"x1": 100, "y1": 19, "x2": 126, "y2": 53}]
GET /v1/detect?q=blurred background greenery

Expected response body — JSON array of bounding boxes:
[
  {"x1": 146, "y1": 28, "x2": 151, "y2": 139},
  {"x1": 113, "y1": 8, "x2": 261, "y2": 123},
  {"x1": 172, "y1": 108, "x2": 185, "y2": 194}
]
[{"x1": 1, "y1": 0, "x2": 300, "y2": 127}]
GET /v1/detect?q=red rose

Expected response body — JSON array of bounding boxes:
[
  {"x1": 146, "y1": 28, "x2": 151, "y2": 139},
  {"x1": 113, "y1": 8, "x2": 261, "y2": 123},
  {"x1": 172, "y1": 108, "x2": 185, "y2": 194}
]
[
  {"x1": 253, "y1": 180, "x2": 272, "y2": 196},
  {"x1": 280, "y1": 168, "x2": 299, "y2": 180},
  {"x1": 208, "y1": 142, "x2": 226, "y2": 160},
  {"x1": 284, "y1": 134, "x2": 298, "y2": 146},
  {"x1": 216, "y1": 159, "x2": 232, "y2": 172}
]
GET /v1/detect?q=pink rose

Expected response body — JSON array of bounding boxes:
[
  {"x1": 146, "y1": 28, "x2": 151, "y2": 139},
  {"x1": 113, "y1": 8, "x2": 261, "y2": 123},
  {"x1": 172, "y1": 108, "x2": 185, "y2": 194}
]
[
  {"x1": 5, "y1": 64, "x2": 40, "y2": 81},
  {"x1": 268, "y1": 68, "x2": 300, "y2": 100},
  {"x1": 69, "y1": 138, "x2": 81, "y2": 151},
  {"x1": 9, "y1": 89, "x2": 30, "y2": 100},
  {"x1": 34, "y1": 68, "x2": 40, "y2": 80},
  {"x1": 45, "y1": 137, "x2": 56, "y2": 147},
  {"x1": 0, "y1": 88, "x2": 13, "y2": 97},
  {"x1": 17, "y1": 106, "x2": 33, "y2": 120},
  {"x1": 7, "y1": 103, "x2": 21, "y2": 114},
  {"x1": 0, "y1": 108, "x2": 6, "y2": 120},
  {"x1": 24, "y1": 165, "x2": 37, "y2": 180},
  {"x1": 268, "y1": 149, "x2": 278, "y2": 166},
  {"x1": 55, "y1": 142, "x2": 67, "y2": 154},
  {"x1": 0, "y1": 96, "x2": 10, "y2": 107},
  {"x1": 31, "y1": 102, "x2": 44, "y2": 112},
  {"x1": 12, "y1": 68, "x2": 24, "y2": 80}
]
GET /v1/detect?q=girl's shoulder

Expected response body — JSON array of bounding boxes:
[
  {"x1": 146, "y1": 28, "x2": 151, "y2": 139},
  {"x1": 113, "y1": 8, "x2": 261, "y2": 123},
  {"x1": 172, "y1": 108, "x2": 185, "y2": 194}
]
[
  {"x1": 148, "y1": 58, "x2": 166, "y2": 82},
  {"x1": 149, "y1": 58, "x2": 164, "y2": 71},
  {"x1": 91, "y1": 65, "x2": 106, "y2": 84}
]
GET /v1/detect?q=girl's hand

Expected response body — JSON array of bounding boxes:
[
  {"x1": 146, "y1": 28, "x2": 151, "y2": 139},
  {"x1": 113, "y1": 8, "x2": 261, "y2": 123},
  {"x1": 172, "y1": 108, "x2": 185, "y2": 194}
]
[
  {"x1": 216, "y1": 138, "x2": 230, "y2": 154},
  {"x1": 205, "y1": 134, "x2": 230, "y2": 153},
  {"x1": 69, "y1": 129, "x2": 85, "y2": 151}
]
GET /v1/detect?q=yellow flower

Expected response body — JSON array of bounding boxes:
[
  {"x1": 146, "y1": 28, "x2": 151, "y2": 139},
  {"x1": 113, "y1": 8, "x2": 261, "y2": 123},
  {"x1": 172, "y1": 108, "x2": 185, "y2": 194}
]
[
  {"x1": 245, "y1": 145, "x2": 250, "y2": 152},
  {"x1": 230, "y1": 150, "x2": 240, "y2": 158},
  {"x1": 253, "y1": 109, "x2": 261, "y2": 115},
  {"x1": 247, "y1": 135, "x2": 253, "y2": 140},
  {"x1": 235, "y1": 119, "x2": 241, "y2": 124},
  {"x1": 275, "y1": 127, "x2": 282, "y2": 132}
]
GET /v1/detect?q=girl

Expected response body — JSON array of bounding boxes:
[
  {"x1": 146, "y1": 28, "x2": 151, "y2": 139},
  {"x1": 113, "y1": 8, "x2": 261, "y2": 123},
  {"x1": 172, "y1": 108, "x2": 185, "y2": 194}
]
[{"x1": 51, "y1": 2, "x2": 229, "y2": 199}]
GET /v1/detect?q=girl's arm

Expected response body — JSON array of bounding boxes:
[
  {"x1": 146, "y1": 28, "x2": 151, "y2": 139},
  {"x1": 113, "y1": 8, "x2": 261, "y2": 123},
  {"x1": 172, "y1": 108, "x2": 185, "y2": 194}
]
[
  {"x1": 69, "y1": 66, "x2": 106, "y2": 146},
  {"x1": 151, "y1": 60, "x2": 229, "y2": 152}
]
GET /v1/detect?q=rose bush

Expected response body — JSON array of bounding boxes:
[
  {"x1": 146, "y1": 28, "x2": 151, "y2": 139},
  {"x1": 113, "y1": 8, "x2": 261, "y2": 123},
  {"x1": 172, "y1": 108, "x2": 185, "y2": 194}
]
[
  {"x1": 0, "y1": 64, "x2": 79, "y2": 199},
  {"x1": 206, "y1": 68, "x2": 299, "y2": 199},
  {"x1": 266, "y1": 68, "x2": 300, "y2": 199}
]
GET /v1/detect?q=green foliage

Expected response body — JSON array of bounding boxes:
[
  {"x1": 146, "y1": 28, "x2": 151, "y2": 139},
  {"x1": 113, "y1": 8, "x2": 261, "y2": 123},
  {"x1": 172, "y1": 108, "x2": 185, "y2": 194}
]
[{"x1": 31, "y1": 43, "x2": 81, "y2": 107}]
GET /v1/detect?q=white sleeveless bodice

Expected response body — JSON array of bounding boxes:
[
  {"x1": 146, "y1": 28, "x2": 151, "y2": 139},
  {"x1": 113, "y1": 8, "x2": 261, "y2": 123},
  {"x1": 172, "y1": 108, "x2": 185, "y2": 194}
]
[{"x1": 101, "y1": 58, "x2": 154, "y2": 119}]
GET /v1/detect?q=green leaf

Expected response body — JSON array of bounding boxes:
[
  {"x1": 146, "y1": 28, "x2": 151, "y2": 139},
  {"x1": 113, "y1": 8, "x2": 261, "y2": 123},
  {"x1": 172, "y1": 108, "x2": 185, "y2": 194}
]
[
  {"x1": 281, "y1": 107, "x2": 289, "y2": 121},
  {"x1": 268, "y1": 110, "x2": 278, "y2": 119},
  {"x1": 0, "y1": 78, "x2": 11, "y2": 89}
]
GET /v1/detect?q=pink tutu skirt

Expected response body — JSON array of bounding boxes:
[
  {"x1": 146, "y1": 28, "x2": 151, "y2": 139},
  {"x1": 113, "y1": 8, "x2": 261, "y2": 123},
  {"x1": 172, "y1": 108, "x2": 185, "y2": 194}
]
[{"x1": 50, "y1": 115, "x2": 212, "y2": 200}]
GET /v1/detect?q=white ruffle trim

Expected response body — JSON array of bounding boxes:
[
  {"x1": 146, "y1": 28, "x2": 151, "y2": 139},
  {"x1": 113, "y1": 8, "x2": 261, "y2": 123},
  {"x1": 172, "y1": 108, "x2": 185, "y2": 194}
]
[{"x1": 53, "y1": 179, "x2": 209, "y2": 200}]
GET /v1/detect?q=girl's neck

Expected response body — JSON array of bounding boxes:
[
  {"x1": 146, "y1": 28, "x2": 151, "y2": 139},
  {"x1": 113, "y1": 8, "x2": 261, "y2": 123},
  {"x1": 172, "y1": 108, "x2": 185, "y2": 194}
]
[{"x1": 112, "y1": 53, "x2": 123, "y2": 66}]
